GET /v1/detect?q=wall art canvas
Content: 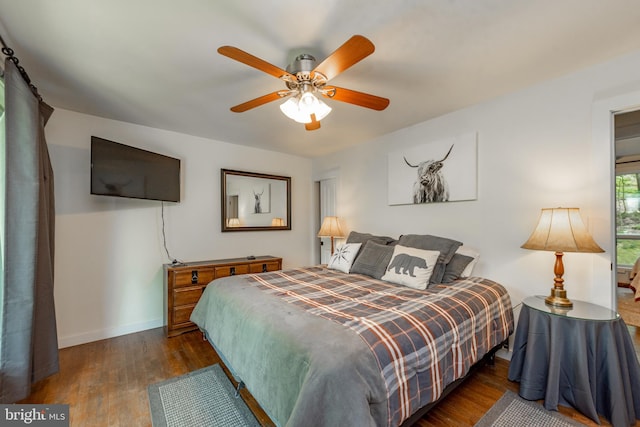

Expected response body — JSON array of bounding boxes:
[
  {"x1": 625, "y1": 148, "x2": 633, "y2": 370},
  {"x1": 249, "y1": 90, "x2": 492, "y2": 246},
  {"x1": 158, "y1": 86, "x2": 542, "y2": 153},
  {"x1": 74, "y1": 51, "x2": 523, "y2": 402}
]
[{"x1": 388, "y1": 132, "x2": 477, "y2": 206}]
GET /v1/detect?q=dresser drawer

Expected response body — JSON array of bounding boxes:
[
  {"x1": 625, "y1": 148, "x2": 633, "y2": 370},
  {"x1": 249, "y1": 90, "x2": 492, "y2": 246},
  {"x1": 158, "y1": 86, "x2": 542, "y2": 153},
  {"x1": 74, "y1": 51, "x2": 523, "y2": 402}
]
[
  {"x1": 215, "y1": 264, "x2": 249, "y2": 278},
  {"x1": 171, "y1": 268, "x2": 215, "y2": 287},
  {"x1": 249, "y1": 261, "x2": 281, "y2": 273},
  {"x1": 173, "y1": 304, "x2": 196, "y2": 326},
  {"x1": 173, "y1": 286, "x2": 204, "y2": 306}
]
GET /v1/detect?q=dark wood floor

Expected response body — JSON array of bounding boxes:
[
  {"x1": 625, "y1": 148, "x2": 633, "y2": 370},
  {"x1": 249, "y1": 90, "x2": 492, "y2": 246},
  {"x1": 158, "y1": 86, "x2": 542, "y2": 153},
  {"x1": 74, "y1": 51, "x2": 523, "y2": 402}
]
[{"x1": 21, "y1": 325, "x2": 639, "y2": 426}]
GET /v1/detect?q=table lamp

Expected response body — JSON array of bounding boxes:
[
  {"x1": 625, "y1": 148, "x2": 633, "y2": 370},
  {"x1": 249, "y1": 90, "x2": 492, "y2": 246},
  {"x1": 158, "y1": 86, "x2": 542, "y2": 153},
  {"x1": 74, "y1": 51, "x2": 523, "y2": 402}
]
[
  {"x1": 521, "y1": 207, "x2": 604, "y2": 308},
  {"x1": 227, "y1": 218, "x2": 240, "y2": 227},
  {"x1": 317, "y1": 216, "x2": 345, "y2": 255}
]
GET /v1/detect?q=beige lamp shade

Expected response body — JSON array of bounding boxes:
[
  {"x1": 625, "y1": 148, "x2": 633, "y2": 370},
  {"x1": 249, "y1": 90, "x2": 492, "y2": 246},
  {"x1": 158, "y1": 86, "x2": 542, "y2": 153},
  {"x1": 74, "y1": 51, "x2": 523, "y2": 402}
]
[
  {"x1": 317, "y1": 216, "x2": 345, "y2": 255},
  {"x1": 271, "y1": 218, "x2": 285, "y2": 227},
  {"x1": 521, "y1": 207, "x2": 604, "y2": 308},
  {"x1": 521, "y1": 208, "x2": 604, "y2": 253},
  {"x1": 317, "y1": 216, "x2": 345, "y2": 238}
]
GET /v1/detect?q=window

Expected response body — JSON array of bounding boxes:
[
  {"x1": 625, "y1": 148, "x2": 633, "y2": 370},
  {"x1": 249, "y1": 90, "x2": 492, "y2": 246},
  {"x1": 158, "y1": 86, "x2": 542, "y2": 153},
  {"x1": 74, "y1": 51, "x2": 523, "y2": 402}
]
[{"x1": 616, "y1": 170, "x2": 640, "y2": 266}]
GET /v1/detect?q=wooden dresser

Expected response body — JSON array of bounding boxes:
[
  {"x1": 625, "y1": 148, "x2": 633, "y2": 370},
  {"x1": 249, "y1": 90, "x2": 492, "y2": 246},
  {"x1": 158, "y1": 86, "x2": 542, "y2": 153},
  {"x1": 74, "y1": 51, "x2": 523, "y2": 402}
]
[{"x1": 163, "y1": 256, "x2": 282, "y2": 337}]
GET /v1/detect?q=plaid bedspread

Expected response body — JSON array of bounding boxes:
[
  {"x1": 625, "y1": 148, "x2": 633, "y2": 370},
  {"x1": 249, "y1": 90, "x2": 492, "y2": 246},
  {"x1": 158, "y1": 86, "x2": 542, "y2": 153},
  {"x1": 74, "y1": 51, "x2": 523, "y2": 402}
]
[{"x1": 247, "y1": 267, "x2": 513, "y2": 427}]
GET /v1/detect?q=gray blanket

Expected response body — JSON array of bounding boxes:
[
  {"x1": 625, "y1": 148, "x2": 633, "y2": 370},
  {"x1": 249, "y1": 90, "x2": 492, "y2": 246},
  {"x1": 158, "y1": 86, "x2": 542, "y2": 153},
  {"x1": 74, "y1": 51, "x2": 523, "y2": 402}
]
[{"x1": 190, "y1": 274, "x2": 388, "y2": 427}]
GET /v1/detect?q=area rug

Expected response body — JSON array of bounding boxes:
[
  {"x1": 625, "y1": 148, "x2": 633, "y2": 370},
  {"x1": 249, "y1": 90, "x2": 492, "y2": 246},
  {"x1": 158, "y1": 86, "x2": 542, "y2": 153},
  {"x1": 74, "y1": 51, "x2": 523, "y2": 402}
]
[
  {"x1": 148, "y1": 364, "x2": 260, "y2": 427},
  {"x1": 474, "y1": 391, "x2": 586, "y2": 427}
]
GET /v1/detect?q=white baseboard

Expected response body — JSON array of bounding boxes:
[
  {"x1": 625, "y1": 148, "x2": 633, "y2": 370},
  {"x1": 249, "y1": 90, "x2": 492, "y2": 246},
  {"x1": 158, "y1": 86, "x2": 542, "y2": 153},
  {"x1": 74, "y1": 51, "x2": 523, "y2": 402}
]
[{"x1": 58, "y1": 318, "x2": 164, "y2": 348}]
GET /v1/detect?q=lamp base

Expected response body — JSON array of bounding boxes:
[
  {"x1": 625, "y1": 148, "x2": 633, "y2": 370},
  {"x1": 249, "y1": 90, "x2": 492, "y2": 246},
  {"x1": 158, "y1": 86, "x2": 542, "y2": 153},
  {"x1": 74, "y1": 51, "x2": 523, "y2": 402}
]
[{"x1": 545, "y1": 288, "x2": 573, "y2": 308}]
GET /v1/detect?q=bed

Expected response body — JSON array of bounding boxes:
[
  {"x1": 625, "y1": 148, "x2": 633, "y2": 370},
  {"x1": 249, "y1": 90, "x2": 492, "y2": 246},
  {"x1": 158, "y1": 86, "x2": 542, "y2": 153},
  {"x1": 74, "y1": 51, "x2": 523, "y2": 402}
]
[{"x1": 190, "y1": 233, "x2": 514, "y2": 427}]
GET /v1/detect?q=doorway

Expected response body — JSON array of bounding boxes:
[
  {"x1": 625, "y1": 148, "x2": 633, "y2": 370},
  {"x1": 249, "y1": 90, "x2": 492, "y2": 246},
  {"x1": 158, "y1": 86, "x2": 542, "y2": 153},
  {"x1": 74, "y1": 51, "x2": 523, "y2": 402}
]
[
  {"x1": 318, "y1": 177, "x2": 338, "y2": 264},
  {"x1": 614, "y1": 109, "x2": 640, "y2": 326}
]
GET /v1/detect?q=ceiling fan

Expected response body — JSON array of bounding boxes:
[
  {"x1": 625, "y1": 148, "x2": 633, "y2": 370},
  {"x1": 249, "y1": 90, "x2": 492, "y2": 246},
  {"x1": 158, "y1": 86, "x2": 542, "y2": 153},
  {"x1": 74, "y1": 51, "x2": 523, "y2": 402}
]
[{"x1": 218, "y1": 35, "x2": 390, "y2": 131}]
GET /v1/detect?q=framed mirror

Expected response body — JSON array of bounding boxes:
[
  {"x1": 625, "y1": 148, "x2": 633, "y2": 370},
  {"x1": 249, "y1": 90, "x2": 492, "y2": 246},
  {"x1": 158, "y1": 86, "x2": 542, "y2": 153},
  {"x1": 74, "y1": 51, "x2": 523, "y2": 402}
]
[{"x1": 221, "y1": 169, "x2": 291, "y2": 232}]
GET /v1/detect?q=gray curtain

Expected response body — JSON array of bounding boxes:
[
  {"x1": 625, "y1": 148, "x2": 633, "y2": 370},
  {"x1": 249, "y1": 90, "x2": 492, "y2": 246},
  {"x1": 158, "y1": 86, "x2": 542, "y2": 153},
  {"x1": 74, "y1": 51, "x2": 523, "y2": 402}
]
[{"x1": 0, "y1": 58, "x2": 58, "y2": 403}]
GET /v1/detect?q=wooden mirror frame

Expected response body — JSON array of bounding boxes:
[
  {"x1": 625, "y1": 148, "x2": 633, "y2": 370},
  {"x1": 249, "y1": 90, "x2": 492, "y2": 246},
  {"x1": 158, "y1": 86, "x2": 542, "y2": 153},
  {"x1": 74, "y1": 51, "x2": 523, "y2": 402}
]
[{"x1": 221, "y1": 169, "x2": 291, "y2": 232}]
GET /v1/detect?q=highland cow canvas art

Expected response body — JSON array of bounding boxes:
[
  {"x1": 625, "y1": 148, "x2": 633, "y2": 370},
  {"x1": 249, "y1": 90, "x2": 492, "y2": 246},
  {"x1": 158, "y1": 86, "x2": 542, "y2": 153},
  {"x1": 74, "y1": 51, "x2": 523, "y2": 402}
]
[{"x1": 388, "y1": 132, "x2": 477, "y2": 206}]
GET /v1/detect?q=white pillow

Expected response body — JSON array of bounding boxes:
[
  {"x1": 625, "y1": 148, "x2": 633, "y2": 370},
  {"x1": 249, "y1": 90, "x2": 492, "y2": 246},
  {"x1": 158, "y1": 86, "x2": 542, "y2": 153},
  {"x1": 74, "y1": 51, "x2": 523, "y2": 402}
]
[
  {"x1": 381, "y1": 245, "x2": 440, "y2": 290},
  {"x1": 327, "y1": 243, "x2": 362, "y2": 273},
  {"x1": 457, "y1": 246, "x2": 480, "y2": 277}
]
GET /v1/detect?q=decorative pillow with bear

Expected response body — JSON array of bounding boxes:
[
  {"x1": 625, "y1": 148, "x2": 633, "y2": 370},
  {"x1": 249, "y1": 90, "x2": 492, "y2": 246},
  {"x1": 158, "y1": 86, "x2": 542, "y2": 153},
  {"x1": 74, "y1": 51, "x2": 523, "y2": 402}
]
[
  {"x1": 397, "y1": 234, "x2": 462, "y2": 285},
  {"x1": 327, "y1": 243, "x2": 362, "y2": 273},
  {"x1": 381, "y1": 245, "x2": 440, "y2": 290}
]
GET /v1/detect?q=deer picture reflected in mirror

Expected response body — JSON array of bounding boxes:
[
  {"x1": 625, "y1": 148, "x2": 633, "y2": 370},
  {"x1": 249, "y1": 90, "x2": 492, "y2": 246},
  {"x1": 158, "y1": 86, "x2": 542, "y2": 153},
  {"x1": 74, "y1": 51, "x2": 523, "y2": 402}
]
[{"x1": 221, "y1": 169, "x2": 291, "y2": 231}]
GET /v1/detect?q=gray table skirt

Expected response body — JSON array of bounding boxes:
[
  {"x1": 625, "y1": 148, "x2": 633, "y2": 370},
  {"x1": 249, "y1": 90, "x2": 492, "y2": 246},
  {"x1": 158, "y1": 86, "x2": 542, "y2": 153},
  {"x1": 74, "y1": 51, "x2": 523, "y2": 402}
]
[{"x1": 508, "y1": 304, "x2": 640, "y2": 427}]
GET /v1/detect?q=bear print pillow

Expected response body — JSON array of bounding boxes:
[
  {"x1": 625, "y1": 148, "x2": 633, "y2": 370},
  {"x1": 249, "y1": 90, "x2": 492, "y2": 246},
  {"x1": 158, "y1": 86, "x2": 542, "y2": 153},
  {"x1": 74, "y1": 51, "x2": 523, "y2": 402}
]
[{"x1": 381, "y1": 245, "x2": 440, "y2": 290}]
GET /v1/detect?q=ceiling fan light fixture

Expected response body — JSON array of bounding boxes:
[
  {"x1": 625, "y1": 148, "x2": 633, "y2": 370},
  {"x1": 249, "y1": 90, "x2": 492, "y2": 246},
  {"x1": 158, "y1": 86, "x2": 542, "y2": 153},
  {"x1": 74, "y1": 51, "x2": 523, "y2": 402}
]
[
  {"x1": 299, "y1": 91, "x2": 317, "y2": 109},
  {"x1": 310, "y1": 97, "x2": 332, "y2": 121},
  {"x1": 279, "y1": 93, "x2": 331, "y2": 124},
  {"x1": 280, "y1": 97, "x2": 310, "y2": 123}
]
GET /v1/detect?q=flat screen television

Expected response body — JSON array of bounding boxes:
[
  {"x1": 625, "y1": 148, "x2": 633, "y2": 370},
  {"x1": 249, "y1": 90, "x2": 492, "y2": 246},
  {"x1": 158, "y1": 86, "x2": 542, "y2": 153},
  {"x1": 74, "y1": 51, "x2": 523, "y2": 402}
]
[{"x1": 90, "y1": 136, "x2": 181, "y2": 202}]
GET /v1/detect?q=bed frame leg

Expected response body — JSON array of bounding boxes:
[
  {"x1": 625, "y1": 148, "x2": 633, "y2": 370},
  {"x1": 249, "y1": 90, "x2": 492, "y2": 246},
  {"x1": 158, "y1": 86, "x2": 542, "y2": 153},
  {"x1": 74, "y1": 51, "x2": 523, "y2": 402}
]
[{"x1": 234, "y1": 381, "x2": 245, "y2": 398}]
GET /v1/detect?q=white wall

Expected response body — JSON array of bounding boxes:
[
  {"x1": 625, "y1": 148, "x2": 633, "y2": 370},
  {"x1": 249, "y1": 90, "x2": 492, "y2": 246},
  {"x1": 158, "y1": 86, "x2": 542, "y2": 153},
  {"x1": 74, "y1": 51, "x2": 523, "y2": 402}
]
[
  {"x1": 47, "y1": 109, "x2": 314, "y2": 347},
  {"x1": 312, "y1": 49, "x2": 640, "y2": 312}
]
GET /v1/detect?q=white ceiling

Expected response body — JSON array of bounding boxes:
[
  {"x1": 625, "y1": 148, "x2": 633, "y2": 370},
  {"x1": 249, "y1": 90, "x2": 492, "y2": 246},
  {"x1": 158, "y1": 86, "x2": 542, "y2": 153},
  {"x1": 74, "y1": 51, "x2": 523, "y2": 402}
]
[{"x1": 2, "y1": 1, "x2": 640, "y2": 158}]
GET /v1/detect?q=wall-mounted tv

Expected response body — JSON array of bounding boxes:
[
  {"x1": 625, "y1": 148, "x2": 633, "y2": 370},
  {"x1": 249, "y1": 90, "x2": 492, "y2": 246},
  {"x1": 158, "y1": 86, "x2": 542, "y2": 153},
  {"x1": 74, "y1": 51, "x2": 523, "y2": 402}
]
[{"x1": 90, "y1": 136, "x2": 181, "y2": 202}]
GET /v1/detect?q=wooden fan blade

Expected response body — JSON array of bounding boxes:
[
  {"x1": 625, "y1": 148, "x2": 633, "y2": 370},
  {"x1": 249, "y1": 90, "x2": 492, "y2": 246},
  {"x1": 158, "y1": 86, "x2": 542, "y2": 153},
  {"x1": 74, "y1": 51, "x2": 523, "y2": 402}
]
[
  {"x1": 218, "y1": 46, "x2": 297, "y2": 81},
  {"x1": 230, "y1": 91, "x2": 283, "y2": 113},
  {"x1": 323, "y1": 86, "x2": 390, "y2": 111},
  {"x1": 312, "y1": 35, "x2": 375, "y2": 81},
  {"x1": 305, "y1": 114, "x2": 321, "y2": 131}
]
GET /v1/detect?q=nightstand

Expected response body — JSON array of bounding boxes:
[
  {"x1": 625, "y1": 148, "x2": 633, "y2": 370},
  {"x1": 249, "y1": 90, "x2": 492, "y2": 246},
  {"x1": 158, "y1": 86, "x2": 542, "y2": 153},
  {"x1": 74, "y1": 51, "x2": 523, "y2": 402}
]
[{"x1": 508, "y1": 295, "x2": 640, "y2": 427}]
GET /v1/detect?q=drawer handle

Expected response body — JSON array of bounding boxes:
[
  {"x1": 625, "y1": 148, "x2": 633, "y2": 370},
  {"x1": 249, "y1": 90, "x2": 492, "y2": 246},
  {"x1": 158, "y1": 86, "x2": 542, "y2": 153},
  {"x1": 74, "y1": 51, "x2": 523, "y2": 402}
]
[
  {"x1": 230, "y1": 267, "x2": 236, "y2": 275},
  {"x1": 262, "y1": 263, "x2": 268, "y2": 272},
  {"x1": 191, "y1": 270, "x2": 198, "y2": 284}
]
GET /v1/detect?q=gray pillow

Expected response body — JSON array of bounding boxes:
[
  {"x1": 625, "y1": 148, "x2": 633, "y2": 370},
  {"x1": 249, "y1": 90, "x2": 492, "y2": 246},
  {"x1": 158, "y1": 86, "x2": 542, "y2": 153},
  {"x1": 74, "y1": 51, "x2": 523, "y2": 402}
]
[
  {"x1": 441, "y1": 253, "x2": 475, "y2": 283},
  {"x1": 346, "y1": 231, "x2": 396, "y2": 246},
  {"x1": 397, "y1": 234, "x2": 463, "y2": 285},
  {"x1": 350, "y1": 240, "x2": 395, "y2": 279}
]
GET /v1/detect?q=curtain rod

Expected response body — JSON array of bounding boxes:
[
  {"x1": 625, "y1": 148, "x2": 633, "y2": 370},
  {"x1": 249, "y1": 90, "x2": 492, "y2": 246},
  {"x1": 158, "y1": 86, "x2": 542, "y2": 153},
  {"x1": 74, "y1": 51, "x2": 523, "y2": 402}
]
[{"x1": 0, "y1": 32, "x2": 43, "y2": 101}]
